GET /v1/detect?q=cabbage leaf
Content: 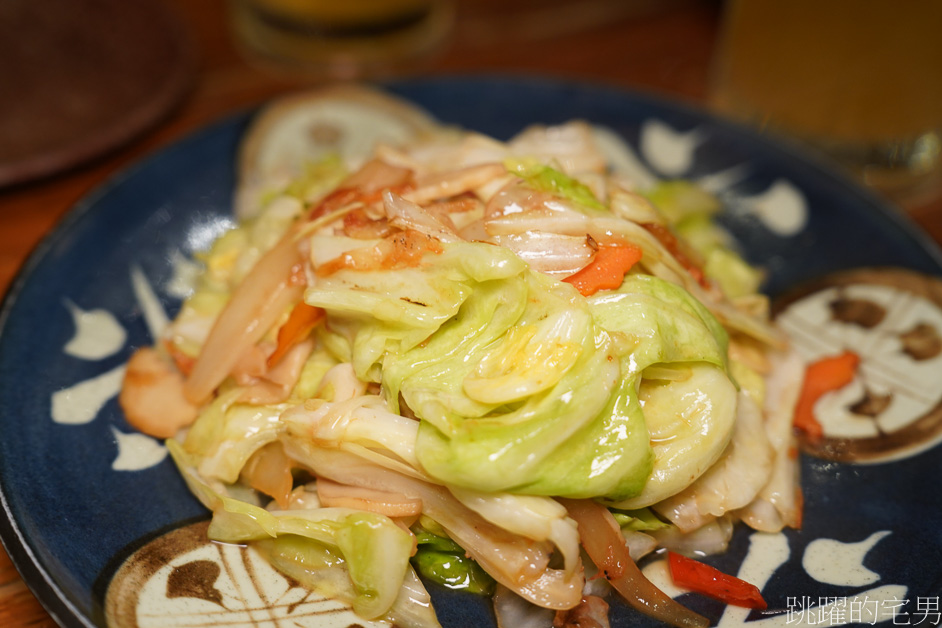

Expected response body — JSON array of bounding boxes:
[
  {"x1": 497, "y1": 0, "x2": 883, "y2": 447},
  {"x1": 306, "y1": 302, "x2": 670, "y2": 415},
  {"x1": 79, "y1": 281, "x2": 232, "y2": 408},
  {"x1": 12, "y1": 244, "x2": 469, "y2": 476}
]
[{"x1": 167, "y1": 440, "x2": 414, "y2": 619}]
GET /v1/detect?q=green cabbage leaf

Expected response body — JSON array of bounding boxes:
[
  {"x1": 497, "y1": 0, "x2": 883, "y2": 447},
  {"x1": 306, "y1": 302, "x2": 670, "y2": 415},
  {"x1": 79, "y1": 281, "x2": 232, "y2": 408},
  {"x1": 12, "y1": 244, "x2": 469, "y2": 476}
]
[
  {"x1": 167, "y1": 440, "x2": 415, "y2": 620},
  {"x1": 303, "y1": 240, "x2": 736, "y2": 502}
]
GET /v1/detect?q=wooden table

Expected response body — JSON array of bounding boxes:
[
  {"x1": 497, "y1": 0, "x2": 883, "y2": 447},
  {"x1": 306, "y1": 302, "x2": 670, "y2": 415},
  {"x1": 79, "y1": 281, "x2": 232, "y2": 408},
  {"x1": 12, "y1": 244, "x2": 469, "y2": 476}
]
[{"x1": 1, "y1": 1, "x2": 940, "y2": 626}]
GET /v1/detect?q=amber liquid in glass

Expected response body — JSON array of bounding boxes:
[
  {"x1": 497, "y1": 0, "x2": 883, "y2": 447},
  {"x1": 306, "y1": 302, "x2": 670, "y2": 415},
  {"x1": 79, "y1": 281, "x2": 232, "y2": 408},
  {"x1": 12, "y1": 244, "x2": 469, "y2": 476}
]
[
  {"x1": 711, "y1": 0, "x2": 942, "y2": 202},
  {"x1": 230, "y1": 0, "x2": 454, "y2": 79}
]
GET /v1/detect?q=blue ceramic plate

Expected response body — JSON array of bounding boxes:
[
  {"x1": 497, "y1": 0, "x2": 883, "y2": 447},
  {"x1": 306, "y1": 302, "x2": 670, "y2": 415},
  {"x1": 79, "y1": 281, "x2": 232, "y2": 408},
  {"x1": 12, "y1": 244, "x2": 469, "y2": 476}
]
[{"x1": 2, "y1": 77, "x2": 942, "y2": 628}]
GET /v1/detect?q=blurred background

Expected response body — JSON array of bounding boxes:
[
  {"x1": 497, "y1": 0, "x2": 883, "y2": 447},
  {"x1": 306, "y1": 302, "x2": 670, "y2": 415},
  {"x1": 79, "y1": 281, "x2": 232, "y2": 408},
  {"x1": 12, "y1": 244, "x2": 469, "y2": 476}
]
[{"x1": 1, "y1": 0, "x2": 941, "y2": 624}]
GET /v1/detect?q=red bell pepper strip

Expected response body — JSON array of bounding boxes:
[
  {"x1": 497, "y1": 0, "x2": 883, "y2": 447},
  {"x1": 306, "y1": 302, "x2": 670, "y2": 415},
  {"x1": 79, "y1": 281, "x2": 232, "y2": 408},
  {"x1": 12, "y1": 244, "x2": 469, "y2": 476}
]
[
  {"x1": 560, "y1": 499, "x2": 709, "y2": 628},
  {"x1": 668, "y1": 551, "x2": 767, "y2": 610}
]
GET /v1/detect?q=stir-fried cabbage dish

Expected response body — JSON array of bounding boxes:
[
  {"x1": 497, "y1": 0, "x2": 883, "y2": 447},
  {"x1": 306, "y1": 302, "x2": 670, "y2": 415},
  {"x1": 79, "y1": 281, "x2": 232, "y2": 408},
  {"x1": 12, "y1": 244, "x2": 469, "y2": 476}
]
[{"x1": 120, "y1": 89, "x2": 805, "y2": 628}]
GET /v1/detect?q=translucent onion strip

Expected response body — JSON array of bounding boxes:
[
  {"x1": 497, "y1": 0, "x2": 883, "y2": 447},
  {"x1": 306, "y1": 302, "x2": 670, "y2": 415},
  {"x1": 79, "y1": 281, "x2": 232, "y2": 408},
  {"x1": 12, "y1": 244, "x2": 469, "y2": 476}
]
[
  {"x1": 491, "y1": 232, "x2": 594, "y2": 276},
  {"x1": 383, "y1": 191, "x2": 462, "y2": 243},
  {"x1": 559, "y1": 498, "x2": 709, "y2": 628},
  {"x1": 184, "y1": 232, "x2": 305, "y2": 404},
  {"x1": 282, "y1": 443, "x2": 583, "y2": 610},
  {"x1": 405, "y1": 162, "x2": 507, "y2": 205},
  {"x1": 316, "y1": 478, "x2": 423, "y2": 517}
]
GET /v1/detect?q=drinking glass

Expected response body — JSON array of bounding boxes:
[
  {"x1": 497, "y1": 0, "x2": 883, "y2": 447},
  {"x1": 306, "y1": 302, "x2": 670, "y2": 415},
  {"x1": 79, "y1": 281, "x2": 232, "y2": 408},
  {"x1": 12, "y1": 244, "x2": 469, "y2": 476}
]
[
  {"x1": 710, "y1": 0, "x2": 942, "y2": 205},
  {"x1": 230, "y1": 0, "x2": 455, "y2": 79}
]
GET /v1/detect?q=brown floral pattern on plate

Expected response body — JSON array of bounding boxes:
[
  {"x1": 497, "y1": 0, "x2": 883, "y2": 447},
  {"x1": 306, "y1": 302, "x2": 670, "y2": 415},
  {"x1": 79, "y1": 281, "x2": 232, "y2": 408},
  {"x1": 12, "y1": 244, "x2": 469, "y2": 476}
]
[
  {"x1": 104, "y1": 521, "x2": 388, "y2": 628},
  {"x1": 774, "y1": 267, "x2": 942, "y2": 464}
]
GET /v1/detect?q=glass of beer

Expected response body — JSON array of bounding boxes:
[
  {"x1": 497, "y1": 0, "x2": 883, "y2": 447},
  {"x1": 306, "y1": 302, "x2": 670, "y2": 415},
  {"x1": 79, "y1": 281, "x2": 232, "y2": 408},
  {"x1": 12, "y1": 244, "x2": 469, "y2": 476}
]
[
  {"x1": 710, "y1": 0, "x2": 942, "y2": 205},
  {"x1": 230, "y1": 0, "x2": 455, "y2": 79}
]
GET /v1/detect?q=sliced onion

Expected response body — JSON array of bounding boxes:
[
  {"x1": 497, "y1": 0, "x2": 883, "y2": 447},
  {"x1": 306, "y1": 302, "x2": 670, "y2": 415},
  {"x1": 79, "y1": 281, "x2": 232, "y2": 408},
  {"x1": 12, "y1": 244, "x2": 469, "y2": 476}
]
[
  {"x1": 239, "y1": 338, "x2": 315, "y2": 405},
  {"x1": 373, "y1": 143, "x2": 426, "y2": 173},
  {"x1": 514, "y1": 567, "x2": 585, "y2": 612},
  {"x1": 484, "y1": 180, "x2": 554, "y2": 220},
  {"x1": 184, "y1": 232, "x2": 304, "y2": 405},
  {"x1": 242, "y1": 442, "x2": 294, "y2": 508},
  {"x1": 316, "y1": 478, "x2": 423, "y2": 517},
  {"x1": 383, "y1": 190, "x2": 462, "y2": 243},
  {"x1": 456, "y1": 217, "x2": 491, "y2": 242},
  {"x1": 404, "y1": 131, "x2": 510, "y2": 173},
  {"x1": 484, "y1": 207, "x2": 593, "y2": 239},
  {"x1": 341, "y1": 207, "x2": 393, "y2": 239},
  {"x1": 406, "y1": 162, "x2": 507, "y2": 205},
  {"x1": 340, "y1": 158, "x2": 413, "y2": 194},
  {"x1": 281, "y1": 444, "x2": 578, "y2": 608},
  {"x1": 233, "y1": 342, "x2": 273, "y2": 383},
  {"x1": 560, "y1": 498, "x2": 709, "y2": 628},
  {"x1": 450, "y1": 487, "x2": 582, "y2": 575},
  {"x1": 609, "y1": 188, "x2": 663, "y2": 224},
  {"x1": 493, "y1": 231, "x2": 594, "y2": 276}
]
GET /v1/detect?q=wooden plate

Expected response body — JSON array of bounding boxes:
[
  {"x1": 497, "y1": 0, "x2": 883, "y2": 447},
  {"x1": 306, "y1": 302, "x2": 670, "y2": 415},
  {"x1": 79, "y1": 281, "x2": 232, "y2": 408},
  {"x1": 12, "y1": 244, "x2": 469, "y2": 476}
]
[{"x1": 0, "y1": 0, "x2": 195, "y2": 187}]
